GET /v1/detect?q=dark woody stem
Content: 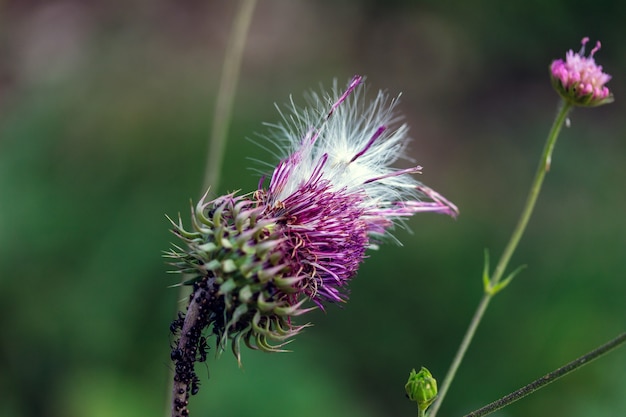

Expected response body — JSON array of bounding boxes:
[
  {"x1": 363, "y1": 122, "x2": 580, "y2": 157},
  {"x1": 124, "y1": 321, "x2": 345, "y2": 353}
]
[
  {"x1": 170, "y1": 278, "x2": 217, "y2": 417},
  {"x1": 463, "y1": 332, "x2": 626, "y2": 417}
]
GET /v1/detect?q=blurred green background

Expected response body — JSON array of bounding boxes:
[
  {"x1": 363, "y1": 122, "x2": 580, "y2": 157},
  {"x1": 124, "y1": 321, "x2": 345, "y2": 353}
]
[{"x1": 1, "y1": 1, "x2": 625, "y2": 416}]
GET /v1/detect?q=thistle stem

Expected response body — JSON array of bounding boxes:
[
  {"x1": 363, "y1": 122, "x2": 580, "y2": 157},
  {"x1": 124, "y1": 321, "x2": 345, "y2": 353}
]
[
  {"x1": 427, "y1": 101, "x2": 572, "y2": 417},
  {"x1": 170, "y1": 285, "x2": 210, "y2": 417},
  {"x1": 463, "y1": 332, "x2": 626, "y2": 417}
]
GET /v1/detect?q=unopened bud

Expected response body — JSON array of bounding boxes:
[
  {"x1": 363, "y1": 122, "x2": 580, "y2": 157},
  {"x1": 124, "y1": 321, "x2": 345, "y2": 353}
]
[{"x1": 405, "y1": 367, "x2": 438, "y2": 412}]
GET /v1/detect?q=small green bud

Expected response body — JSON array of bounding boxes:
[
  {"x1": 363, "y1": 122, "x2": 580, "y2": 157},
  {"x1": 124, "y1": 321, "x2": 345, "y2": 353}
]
[{"x1": 405, "y1": 367, "x2": 438, "y2": 412}]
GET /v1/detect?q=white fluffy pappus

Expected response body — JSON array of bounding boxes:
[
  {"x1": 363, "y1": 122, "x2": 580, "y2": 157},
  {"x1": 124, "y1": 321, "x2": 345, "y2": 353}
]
[{"x1": 253, "y1": 75, "x2": 458, "y2": 221}]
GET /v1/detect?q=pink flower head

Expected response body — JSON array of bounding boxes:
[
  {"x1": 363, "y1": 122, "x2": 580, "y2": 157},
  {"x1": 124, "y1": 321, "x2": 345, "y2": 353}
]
[{"x1": 550, "y1": 37, "x2": 613, "y2": 107}]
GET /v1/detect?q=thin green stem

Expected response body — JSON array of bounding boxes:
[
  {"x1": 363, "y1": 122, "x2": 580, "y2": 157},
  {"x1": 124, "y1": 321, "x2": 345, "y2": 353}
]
[
  {"x1": 488, "y1": 101, "x2": 571, "y2": 289},
  {"x1": 178, "y1": 0, "x2": 257, "y2": 327},
  {"x1": 202, "y1": 0, "x2": 257, "y2": 192},
  {"x1": 427, "y1": 293, "x2": 492, "y2": 417},
  {"x1": 463, "y1": 332, "x2": 626, "y2": 417},
  {"x1": 184, "y1": 0, "x2": 257, "y2": 312},
  {"x1": 427, "y1": 101, "x2": 572, "y2": 417},
  {"x1": 165, "y1": 2, "x2": 257, "y2": 416}
]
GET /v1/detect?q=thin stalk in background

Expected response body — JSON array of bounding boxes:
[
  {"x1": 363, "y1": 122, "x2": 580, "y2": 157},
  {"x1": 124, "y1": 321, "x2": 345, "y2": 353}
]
[
  {"x1": 165, "y1": 2, "x2": 257, "y2": 416},
  {"x1": 427, "y1": 101, "x2": 572, "y2": 417},
  {"x1": 203, "y1": 0, "x2": 257, "y2": 192},
  {"x1": 174, "y1": 0, "x2": 257, "y2": 331}
]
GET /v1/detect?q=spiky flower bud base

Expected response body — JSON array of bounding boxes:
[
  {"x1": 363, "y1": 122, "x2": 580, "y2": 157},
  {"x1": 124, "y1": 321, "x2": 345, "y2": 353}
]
[{"x1": 166, "y1": 192, "x2": 314, "y2": 355}]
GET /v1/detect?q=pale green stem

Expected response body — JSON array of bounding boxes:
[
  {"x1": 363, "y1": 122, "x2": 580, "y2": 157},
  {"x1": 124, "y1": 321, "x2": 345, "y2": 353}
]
[
  {"x1": 175, "y1": 0, "x2": 257, "y2": 327},
  {"x1": 427, "y1": 101, "x2": 573, "y2": 417},
  {"x1": 165, "y1": 2, "x2": 257, "y2": 416},
  {"x1": 180, "y1": 0, "x2": 256, "y2": 305},
  {"x1": 180, "y1": 0, "x2": 257, "y2": 307},
  {"x1": 202, "y1": 0, "x2": 257, "y2": 192}
]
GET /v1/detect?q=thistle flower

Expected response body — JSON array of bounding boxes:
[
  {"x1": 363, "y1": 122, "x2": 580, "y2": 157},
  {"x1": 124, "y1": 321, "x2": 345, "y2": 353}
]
[
  {"x1": 165, "y1": 76, "x2": 457, "y2": 407},
  {"x1": 550, "y1": 37, "x2": 613, "y2": 107}
]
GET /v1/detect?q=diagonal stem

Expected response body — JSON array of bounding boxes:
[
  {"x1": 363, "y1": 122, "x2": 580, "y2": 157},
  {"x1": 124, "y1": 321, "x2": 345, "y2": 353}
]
[
  {"x1": 427, "y1": 101, "x2": 572, "y2": 417},
  {"x1": 463, "y1": 332, "x2": 626, "y2": 417}
]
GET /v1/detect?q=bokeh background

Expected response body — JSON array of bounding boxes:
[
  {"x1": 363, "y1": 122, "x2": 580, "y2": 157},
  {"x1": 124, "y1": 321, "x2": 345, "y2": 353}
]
[{"x1": 1, "y1": 1, "x2": 625, "y2": 416}]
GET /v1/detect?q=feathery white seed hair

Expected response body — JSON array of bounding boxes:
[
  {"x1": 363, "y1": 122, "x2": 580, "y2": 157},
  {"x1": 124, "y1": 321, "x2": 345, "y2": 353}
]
[{"x1": 261, "y1": 78, "x2": 423, "y2": 208}]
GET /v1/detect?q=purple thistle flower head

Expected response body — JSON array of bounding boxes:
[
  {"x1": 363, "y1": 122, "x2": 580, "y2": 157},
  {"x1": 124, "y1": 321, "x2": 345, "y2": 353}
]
[
  {"x1": 166, "y1": 76, "x2": 457, "y2": 363},
  {"x1": 550, "y1": 37, "x2": 613, "y2": 107},
  {"x1": 257, "y1": 75, "x2": 458, "y2": 306}
]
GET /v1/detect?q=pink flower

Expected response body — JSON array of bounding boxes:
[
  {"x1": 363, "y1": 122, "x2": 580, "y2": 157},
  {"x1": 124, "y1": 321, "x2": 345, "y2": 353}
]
[{"x1": 550, "y1": 37, "x2": 613, "y2": 107}]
